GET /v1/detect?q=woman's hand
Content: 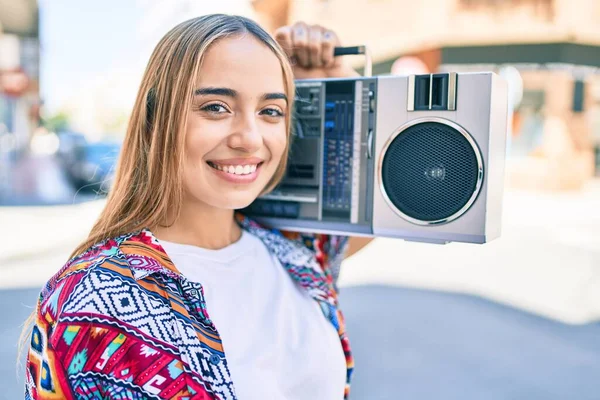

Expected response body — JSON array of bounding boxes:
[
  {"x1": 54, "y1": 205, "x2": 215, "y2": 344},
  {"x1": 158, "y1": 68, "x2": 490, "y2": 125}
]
[{"x1": 274, "y1": 22, "x2": 360, "y2": 80}]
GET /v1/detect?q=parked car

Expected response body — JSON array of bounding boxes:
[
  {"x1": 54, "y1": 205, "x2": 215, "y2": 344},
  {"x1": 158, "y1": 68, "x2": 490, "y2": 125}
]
[
  {"x1": 56, "y1": 131, "x2": 87, "y2": 168},
  {"x1": 62, "y1": 139, "x2": 121, "y2": 193}
]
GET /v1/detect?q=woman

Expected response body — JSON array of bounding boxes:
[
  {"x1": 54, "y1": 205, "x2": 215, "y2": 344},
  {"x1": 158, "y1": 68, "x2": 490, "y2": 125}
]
[{"x1": 24, "y1": 14, "x2": 370, "y2": 400}]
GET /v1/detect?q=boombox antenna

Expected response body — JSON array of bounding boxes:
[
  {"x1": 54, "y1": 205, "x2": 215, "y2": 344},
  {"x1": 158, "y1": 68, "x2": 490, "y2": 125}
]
[{"x1": 333, "y1": 46, "x2": 372, "y2": 77}]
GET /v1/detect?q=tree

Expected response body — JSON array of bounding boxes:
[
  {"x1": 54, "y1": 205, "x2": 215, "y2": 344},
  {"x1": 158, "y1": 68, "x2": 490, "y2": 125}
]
[{"x1": 42, "y1": 112, "x2": 70, "y2": 133}]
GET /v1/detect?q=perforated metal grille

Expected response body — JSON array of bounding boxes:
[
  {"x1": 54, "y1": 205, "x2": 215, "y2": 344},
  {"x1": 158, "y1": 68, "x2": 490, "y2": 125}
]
[{"x1": 381, "y1": 121, "x2": 481, "y2": 222}]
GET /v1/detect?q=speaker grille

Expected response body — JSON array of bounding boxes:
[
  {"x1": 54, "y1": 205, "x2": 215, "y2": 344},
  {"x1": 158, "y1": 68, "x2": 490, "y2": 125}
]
[{"x1": 381, "y1": 121, "x2": 482, "y2": 223}]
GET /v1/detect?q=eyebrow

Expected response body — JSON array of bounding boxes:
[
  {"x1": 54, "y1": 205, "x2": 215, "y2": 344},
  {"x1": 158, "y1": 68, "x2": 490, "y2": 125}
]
[{"x1": 194, "y1": 87, "x2": 287, "y2": 103}]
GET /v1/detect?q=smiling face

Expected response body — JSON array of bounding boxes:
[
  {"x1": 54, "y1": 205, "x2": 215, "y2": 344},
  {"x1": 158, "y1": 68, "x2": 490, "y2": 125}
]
[{"x1": 182, "y1": 34, "x2": 289, "y2": 211}]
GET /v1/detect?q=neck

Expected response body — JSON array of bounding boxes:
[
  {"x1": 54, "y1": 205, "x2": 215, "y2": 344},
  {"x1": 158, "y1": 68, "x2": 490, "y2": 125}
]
[{"x1": 152, "y1": 200, "x2": 242, "y2": 250}]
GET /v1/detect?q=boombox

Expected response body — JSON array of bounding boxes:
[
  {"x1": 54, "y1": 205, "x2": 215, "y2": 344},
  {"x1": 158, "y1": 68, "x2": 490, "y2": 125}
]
[{"x1": 242, "y1": 55, "x2": 508, "y2": 244}]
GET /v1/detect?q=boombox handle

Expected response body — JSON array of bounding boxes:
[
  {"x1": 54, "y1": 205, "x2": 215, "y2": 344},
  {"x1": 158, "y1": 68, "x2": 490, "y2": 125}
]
[{"x1": 333, "y1": 46, "x2": 372, "y2": 77}]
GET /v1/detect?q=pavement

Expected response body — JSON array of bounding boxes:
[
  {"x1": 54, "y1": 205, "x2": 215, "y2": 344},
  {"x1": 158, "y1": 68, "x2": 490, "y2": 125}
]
[
  {"x1": 340, "y1": 285, "x2": 600, "y2": 400},
  {"x1": 0, "y1": 201, "x2": 105, "y2": 265}
]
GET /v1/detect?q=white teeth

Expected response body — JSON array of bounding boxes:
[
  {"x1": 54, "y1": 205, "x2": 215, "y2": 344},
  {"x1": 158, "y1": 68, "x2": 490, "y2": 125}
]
[{"x1": 209, "y1": 162, "x2": 260, "y2": 175}]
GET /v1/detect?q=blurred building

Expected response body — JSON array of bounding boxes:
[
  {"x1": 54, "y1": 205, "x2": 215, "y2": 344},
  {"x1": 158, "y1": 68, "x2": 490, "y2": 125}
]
[
  {"x1": 254, "y1": 0, "x2": 600, "y2": 189},
  {"x1": 0, "y1": 0, "x2": 39, "y2": 152},
  {"x1": 0, "y1": 0, "x2": 39, "y2": 198}
]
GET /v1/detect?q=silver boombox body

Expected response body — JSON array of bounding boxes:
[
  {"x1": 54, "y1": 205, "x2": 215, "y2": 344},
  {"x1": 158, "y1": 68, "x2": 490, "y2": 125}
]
[{"x1": 242, "y1": 72, "x2": 508, "y2": 244}]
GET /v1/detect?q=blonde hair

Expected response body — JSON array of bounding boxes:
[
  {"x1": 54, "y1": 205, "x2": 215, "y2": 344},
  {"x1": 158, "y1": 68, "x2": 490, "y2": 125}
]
[{"x1": 19, "y1": 13, "x2": 295, "y2": 361}]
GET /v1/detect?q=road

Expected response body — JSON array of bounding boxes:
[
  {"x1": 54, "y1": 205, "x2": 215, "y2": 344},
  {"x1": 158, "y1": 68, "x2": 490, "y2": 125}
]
[{"x1": 2, "y1": 285, "x2": 600, "y2": 400}]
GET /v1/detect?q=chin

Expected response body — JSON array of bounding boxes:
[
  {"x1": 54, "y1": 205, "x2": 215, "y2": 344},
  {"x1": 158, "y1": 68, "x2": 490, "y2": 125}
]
[
  {"x1": 228, "y1": 198, "x2": 256, "y2": 211},
  {"x1": 211, "y1": 192, "x2": 261, "y2": 211}
]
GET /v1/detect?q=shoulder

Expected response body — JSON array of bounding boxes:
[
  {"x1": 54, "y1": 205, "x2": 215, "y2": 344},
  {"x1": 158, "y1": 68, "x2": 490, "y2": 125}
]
[
  {"x1": 27, "y1": 234, "x2": 187, "y2": 399},
  {"x1": 37, "y1": 232, "x2": 143, "y2": 323},
  {"x1": 34, "y1": 231, "x2": 182, "y2": 356},
  {"x1": 236, "y1": 212, "x2": 348, "y2": 263},
  {"x1": 280, "y1": 231, "x2": 349, "y2": 261}
]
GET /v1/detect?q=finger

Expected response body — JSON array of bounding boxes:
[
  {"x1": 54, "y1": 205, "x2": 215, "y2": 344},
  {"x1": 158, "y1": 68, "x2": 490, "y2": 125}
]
[
  {"x1": 274, "y1": 26, "x2": 294, "y2": 60},
  {"x1": 307, "y1": 26, "x2": 323, "y2": 68},
  {"x1": 321, "y1": 29, "x2": 340, "y2": 68},
  {"x1": 291, "y1": 22, "x2": 309, "y2": 67}
]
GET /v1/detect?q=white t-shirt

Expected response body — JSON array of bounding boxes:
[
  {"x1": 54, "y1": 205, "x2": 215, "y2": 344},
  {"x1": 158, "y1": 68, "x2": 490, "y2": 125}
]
[{"x1": 159, "y1": 230, "x2": 346, "y2": 400}]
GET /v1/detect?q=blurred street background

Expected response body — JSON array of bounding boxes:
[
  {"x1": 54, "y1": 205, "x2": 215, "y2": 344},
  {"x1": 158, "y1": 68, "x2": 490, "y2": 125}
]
[{"x1": 1, "y1": 0, "x2": 600, "y2": 399}]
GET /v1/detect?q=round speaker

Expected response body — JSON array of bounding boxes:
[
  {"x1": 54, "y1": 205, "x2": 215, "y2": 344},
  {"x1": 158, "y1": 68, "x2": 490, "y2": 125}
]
[{"x1": 378, "y1": 117, "x2": 484, "y2": 225}]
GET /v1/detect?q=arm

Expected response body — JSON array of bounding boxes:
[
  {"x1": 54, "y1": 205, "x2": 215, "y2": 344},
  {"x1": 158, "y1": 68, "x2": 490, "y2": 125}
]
[
  {"x1": 25, "y1": 314, "x2": 75, "y2": 399},
  {"x1": 275, "y1": 22, "x2": 374, "y2": 260},
  {"x1": 345, "y1": 236, "x2": 374, "y2": 259}
]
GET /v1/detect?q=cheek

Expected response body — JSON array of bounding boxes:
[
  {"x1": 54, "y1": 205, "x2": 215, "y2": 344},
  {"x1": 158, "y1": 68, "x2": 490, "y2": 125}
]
[
  {"x1": 184, "y1": 115, "x2": 205, "y2": 161},
  {"x1": 182, "y1": 122, "x2": 216, "y2": 189},
  {"x1": 264, "y1": 124, "x2": 288, "y2": 160},
  {"x1": 184, "y1": 119, "x2": 227, "y2": 161},
  {"x1": 186, "y1": 135, "x2": 207, "y2": 162}
]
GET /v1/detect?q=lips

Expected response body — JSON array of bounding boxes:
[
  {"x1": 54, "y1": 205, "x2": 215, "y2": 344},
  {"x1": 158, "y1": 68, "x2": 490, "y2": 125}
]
[{"x1": 206, "y1": 161, "x2": 262, "y2": 184}]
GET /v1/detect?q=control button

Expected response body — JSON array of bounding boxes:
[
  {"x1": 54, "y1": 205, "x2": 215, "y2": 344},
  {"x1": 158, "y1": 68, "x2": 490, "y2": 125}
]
[
  {"x1": 283, "y1": 204, "x2": 300, "y2": 218},
  {"x1": 369, "y1": 90, "x2": 375, "y2": 113},
  {"x1": 259, "y1": 202, "x2": 272, "y2": 214},
  {"x1": 367, "y1": 130, "x2": 374, "y2": 159},
  {"x1": 272, "y1": 202, "x2": 284, "y2": 216},
  {"x1": 325, "y1": 120, "x2": 335, "y2": 132}
]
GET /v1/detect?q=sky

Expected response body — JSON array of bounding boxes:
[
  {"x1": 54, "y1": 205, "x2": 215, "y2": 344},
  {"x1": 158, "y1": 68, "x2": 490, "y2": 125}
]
[
  {"x1": 37, "y1": 0, "x2": 255, "y2": 137},
  {"x1": 39, "y1": 0, "x2": 146, "y2": 114}
]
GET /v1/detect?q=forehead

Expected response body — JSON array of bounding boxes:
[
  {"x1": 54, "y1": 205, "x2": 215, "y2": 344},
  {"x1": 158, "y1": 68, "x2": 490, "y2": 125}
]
[{"x1": 196, "y1": 35, "x2": 285, "y2": 95}]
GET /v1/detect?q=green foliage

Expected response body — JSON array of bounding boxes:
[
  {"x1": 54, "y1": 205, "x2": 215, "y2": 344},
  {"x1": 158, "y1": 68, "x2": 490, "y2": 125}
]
[{"x1": 42, "y1": 112, "x2": 70, "y2": 133}]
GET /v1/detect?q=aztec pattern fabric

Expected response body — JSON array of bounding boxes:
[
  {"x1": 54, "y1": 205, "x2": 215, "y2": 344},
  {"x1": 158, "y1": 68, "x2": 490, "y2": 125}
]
[{"x1": 25, "y1": 214, "x2": 353, "y2": 399}]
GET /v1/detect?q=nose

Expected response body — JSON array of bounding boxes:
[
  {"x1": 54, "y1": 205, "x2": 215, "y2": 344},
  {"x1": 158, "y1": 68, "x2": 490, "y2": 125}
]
[{"x1": 227, "y1": 112, "x2": 262, "y2": 153}]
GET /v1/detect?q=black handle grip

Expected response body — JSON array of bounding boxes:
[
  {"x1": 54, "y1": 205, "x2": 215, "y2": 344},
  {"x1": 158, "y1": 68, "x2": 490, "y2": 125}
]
[{"x1": 333, "y1": 46, "x2": 366, "y2": 57}]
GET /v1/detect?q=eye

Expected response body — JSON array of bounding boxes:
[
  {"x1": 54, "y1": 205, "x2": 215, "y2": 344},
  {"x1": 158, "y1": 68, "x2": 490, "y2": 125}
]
[
  {"x1": 200, "y1": 103, "x2": 229, "y2": 114},
  {"x1": 260, "y1": 107, "x2": 285, "y2": 118}
]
